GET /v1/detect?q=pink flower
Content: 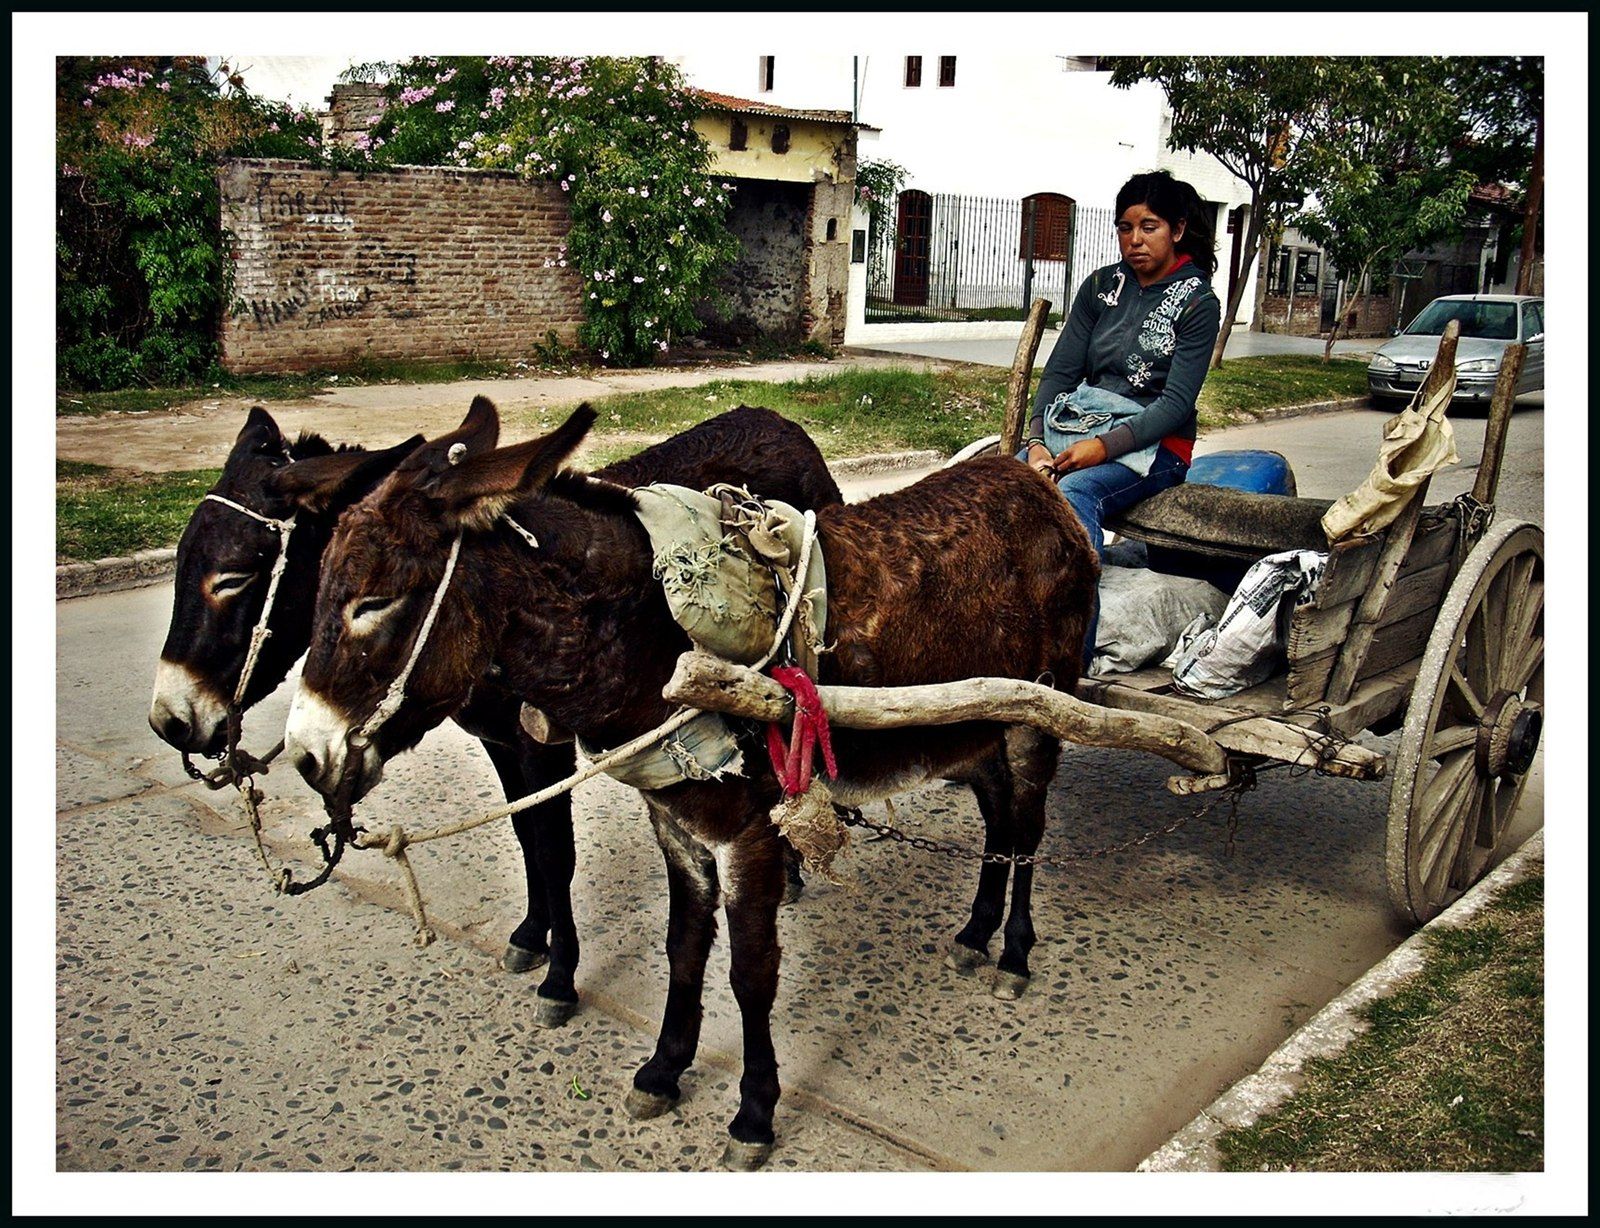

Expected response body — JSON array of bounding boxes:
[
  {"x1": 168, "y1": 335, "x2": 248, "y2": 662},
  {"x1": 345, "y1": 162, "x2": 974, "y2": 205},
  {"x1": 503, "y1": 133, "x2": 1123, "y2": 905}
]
[{"x1": 436, "y1": 99, "x2": 456, "y2": 113}]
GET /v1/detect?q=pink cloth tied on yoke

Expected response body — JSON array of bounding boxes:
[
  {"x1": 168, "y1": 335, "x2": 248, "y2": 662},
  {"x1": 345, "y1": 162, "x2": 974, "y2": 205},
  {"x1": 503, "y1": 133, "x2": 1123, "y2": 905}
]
[{"x1": 764, "y1": 666, "x2": 838, "y2": 797}]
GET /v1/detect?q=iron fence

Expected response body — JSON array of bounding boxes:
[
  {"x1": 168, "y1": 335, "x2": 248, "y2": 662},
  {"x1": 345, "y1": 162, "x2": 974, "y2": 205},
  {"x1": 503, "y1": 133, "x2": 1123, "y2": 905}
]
[{"x1": 865, "y1": 194, "x2": 1119, "y2": 324}]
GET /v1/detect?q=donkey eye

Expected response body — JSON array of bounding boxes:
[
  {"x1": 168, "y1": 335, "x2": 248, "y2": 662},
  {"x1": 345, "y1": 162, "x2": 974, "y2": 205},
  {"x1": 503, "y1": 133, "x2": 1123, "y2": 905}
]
[
  {"x1": 346, "y1": 595, "x2": 401, "y2": 633},
  {"x1": 209, "y1": 571, "x2": 258, "y2": 600}
]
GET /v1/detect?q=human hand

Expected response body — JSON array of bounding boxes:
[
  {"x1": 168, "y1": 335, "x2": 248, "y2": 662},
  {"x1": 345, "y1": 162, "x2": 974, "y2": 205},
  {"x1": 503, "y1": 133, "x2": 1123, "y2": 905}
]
[
  {"x1": 1052, "y1": 437, "x2": 1108, "y2": 474},
  {"x1": 1024, "y1": 441, "x2": 1055, "y2": 476}
]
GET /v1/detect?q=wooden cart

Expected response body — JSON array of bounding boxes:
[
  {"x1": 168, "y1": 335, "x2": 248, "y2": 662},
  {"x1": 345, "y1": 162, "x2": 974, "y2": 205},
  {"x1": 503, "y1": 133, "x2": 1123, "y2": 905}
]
[{"x1": 671, "y1": 321, "x2": 1542, "y2": 925}]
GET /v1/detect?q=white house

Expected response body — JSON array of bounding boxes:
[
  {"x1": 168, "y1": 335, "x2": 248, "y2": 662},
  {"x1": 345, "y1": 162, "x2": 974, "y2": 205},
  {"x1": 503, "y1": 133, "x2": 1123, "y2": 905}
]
[{"x1": 673, "y1": 53, "x2": 1260, "y2": 341}]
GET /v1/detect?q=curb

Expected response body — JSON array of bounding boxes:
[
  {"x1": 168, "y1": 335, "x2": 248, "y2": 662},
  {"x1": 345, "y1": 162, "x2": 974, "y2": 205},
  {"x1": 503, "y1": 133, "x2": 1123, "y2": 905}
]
[
  {"x1": 56, "y1": 548, "x2": 176, "y2": 600},
  {"x1": 829, "y1": 449, "x2": 944, "y2": 476},
  {"x1": 1136, "y1": 829, "x2": 1546, "y2": 1172},
  {"x1": 1238, "y1": 393, "x2": 1373, "y2": 424}
]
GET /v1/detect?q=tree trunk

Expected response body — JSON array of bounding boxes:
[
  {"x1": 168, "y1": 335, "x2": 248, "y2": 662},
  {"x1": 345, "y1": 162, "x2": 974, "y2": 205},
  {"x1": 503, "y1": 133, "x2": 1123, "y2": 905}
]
[
  {"x1": 1210, "y1": 195, "x2": 1266, "y2": 370},
  {"x1": 1250, "y1": 232, "x2": 1272, "y2": 332},
  {"x1": 1515, "y1": 107, "x2": 1544, "y2": 295},
  {"x1": 1323, "y1": 273, "x2": 1350, "y2": 362}
]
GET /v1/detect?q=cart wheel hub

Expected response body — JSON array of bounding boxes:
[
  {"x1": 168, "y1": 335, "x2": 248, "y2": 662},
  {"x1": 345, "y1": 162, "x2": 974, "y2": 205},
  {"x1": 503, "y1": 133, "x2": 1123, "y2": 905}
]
[{"x1": 1475, "y1": 691, "x2": 1542, "y2": 779}]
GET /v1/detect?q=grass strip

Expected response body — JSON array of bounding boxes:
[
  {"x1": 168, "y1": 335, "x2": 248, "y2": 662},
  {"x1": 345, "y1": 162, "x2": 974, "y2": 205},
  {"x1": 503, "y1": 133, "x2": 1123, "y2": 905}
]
[
  {"x1": 56, "y1": 460, "x2": 220, "y2": 563},
  {"x1": 55, "y1": 359, "x2": 1372, "y2": 560},
  {"x1": 1216, "y1": 876, "x2": 1543, "y2": 1172}
]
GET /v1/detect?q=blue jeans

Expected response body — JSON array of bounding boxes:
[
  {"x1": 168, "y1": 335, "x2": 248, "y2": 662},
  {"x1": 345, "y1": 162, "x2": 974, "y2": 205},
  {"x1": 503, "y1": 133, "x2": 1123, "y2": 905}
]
[{"x1": 1019, "y1": 444, "x2": 1190, "y2": 661}]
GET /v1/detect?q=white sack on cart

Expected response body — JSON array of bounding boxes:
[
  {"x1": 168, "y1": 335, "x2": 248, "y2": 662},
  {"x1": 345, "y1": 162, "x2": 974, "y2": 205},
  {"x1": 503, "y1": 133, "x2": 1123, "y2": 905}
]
[
  {"x1": 1170, "y1": 549, "x2": 1327, "y2": 698},
  {"x1": 1090, "y1": 566, "x2": 1230, "y2": 677}
]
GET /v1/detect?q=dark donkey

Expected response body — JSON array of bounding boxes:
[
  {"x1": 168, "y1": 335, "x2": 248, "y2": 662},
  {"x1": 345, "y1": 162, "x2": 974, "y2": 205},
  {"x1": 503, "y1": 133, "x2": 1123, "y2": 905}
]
[
  {"x1": 284, "y1": 400, "x2": 1096, "y2": 1168},
  {"x1": 151, "y1": 402, "x2": 841, "y2": 1023}
]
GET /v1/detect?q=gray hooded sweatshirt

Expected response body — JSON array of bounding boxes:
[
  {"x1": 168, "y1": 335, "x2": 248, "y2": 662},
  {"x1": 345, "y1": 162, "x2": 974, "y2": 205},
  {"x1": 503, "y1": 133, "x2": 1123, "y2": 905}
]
[{"x1": 1028, "y1": 258, "x2": 1222, "y2": 465}]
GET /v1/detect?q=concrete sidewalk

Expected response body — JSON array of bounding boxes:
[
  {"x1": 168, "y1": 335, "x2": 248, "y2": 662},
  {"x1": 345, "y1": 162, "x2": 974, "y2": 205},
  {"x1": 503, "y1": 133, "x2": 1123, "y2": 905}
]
[{"x1": 854, "y1": 328, "x2": 1381, "y2": 370}]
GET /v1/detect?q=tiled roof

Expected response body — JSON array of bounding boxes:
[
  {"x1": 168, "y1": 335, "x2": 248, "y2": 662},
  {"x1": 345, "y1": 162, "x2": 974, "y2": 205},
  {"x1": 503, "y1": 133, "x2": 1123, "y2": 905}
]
[{"x1": 692, "y1": 89, "x2": 855, "y2": 126}]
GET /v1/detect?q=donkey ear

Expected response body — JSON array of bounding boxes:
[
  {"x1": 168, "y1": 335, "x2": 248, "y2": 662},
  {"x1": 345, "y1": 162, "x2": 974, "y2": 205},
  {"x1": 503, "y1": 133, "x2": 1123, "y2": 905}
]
[
  {"x1": 269, "y1": 434, "x2": 426, "y2": 513},
  {"x1": 230, "y1": 406, "x2": 287, "y2": 462},
  {"x1": 405, "y1": 396, "x2": 502, "y2": 484},
  {"x1": 433, "y1": 404, "x2": 597, "y2": 531}
]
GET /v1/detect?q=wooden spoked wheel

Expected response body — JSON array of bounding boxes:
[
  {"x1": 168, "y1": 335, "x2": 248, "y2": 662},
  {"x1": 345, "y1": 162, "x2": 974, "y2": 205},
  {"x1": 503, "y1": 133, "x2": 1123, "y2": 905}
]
[{"x1": 1386, "y1": 519, "x2": 1544, "y2": 925}]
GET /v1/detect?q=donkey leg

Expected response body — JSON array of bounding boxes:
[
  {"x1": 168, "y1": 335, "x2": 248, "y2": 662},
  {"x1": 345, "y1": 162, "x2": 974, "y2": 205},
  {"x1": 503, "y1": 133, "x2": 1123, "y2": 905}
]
[
  {"x1": 481, "y1": 738, "x2": 550, "y2": 973},
  {"x1": 516, "y1": 734, "x2": 582, "y2": 1027},
  {"x1": 719, "y1": 832, "x2": 786, "y2": 1170},
  {"x1": 627, "y1": 808, "x2": 719, "y2": 1120},
  {"x1": 948, "y1": 749, "x2": 1013, "y2": 973},
  {"x1": 993, "y1": 728, "x2": 1060, "y2": 1000}
]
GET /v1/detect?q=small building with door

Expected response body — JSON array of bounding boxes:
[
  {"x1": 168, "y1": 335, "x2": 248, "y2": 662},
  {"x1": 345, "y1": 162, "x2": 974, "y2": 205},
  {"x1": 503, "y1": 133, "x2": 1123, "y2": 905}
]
[{"x1": 688, "y1": 91, "x2": 860, "y2": 349}]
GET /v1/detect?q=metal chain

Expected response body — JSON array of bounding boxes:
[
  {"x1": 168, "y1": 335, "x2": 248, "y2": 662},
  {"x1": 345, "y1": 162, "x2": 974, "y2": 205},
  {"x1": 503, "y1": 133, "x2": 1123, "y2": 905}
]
[{"x1": 835, "y1": 767, "x2": 1258, "y2": 871}]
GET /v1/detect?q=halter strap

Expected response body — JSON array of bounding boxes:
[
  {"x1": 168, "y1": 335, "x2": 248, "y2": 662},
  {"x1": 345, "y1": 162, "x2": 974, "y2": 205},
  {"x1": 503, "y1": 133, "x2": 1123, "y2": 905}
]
[
  {"x1": 354, "y1": 531, "x2": 464, "y2": 745},
  {"x1": 202, "y1": 493, "x2": 297, "y2": 708},
  {"x1": 348, "y1": 512, "x2": 537, "y2": 746}
]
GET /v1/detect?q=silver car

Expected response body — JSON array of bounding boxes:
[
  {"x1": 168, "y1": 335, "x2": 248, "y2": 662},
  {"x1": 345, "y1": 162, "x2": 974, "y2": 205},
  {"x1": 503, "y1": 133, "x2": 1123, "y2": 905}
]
[{"x1": 1367, "y1": 294, "x2": 1544, "y2": 407}]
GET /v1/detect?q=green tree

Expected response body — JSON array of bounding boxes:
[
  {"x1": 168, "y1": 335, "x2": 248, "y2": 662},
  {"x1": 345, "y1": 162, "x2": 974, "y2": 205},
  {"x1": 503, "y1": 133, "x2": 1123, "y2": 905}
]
[
  {"x1": 56, "y1": 57, "x2": 321, "y2": 388},
  {"x1": 1107, "y1": 56, "x2": 1339, "y2": 368},
  {"x1": 1294, "y1": 59, "x2": 1477, "y2": 359},
  {"x1": 347, "y1": 56, "x2": 740, "y2": 365},
  {"x1": 1448, "y1": 57, "x2": 1542, "y2": 293}
]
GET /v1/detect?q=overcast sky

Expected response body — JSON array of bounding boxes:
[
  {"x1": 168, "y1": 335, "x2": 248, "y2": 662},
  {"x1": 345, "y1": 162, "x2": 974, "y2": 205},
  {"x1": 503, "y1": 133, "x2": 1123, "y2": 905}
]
[{"x1": 222, "y1": 54, "x2": 364, "y2": 108}]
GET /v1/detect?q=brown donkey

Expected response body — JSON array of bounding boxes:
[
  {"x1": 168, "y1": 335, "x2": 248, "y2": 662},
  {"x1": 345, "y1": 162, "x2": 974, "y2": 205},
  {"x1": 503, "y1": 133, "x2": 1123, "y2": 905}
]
[
  {"x1": 153, "y1": 402, "x2": 839, "y2": 1024},
  {"x1": 285, "y1": 401, "x2": 1096, "y2": 1168}
]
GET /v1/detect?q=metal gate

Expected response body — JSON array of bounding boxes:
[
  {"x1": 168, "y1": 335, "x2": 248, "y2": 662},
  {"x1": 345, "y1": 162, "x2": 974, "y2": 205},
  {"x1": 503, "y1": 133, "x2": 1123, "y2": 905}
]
[{"x1": 867, "y1": 192, "x2": 1117, "y2": 323}]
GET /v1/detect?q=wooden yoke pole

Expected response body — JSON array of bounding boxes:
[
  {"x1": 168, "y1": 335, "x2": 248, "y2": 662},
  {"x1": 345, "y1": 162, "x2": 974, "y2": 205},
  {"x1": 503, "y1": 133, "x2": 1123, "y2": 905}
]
[{"x1": 999, "y1": 298, "x2": 1054, "y2": 458}]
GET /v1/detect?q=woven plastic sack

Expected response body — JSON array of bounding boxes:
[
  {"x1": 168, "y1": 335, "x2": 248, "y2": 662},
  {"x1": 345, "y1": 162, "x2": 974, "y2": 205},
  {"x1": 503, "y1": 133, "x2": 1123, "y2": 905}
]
[
  {"x1": 1321, "y1": 371, "x2": 1458, "y2": 543},
  {"x1": 1171, "y1": 549, "x2": 1326, "y2": 699},
  {"x1": 1089, "y1": 565, "x2": 1230, "y2": 677}
]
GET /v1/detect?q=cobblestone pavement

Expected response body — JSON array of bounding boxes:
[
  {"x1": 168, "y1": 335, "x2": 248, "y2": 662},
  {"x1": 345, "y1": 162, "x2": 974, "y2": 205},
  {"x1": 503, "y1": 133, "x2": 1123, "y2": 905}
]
[{"x1": 46, "y1": 578, "x2": 1542, "y2": 1183}]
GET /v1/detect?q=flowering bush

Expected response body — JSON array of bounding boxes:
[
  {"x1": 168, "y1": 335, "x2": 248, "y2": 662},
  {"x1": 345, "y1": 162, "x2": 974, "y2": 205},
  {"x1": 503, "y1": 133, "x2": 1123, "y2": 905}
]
[
  {"x1": 57, "y1": 57, "x2": 322, "y2": 388},
  {"x1": 348, "y1": 56, "x2": 739, "y2": 365}
]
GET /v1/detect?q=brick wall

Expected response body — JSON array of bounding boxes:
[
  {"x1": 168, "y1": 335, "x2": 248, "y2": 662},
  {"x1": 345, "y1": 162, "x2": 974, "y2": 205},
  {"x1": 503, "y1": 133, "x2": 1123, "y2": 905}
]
[
  {"x1": 1259, "y1": 291, "x2": 1396, "y2": 338},
  {"x1": 219, "y1": 159, "x2": 584, "y2": 374}
]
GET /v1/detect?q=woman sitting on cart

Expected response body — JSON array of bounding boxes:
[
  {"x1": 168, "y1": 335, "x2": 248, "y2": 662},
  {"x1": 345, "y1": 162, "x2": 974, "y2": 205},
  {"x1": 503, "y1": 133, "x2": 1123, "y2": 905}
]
[{"x1": 1022, "y1": 169, "x2": 1221, "y2": 656}]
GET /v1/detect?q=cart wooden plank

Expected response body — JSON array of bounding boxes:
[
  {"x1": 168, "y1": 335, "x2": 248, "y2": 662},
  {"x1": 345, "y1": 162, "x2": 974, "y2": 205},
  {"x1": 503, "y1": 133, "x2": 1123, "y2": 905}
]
[{"x1": 1073, "y1": 676, "x2": 1387, "y2": 780}]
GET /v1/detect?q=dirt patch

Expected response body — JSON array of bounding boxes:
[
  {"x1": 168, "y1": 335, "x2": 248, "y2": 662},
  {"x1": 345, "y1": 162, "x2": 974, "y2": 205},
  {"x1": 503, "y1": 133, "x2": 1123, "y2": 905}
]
[{"x1": 57, "y1": 355, "x2": 954, "y2": 474}]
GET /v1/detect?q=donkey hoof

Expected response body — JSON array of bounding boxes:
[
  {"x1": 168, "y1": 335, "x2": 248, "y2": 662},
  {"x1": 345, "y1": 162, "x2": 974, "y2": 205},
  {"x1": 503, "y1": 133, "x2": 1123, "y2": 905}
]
[
  {"x1": 991, "y1": 970, "x2": 1031, "y2": 1001},
  {"x1": 533, "y1": 996, "x2": 577, "y2": 1029},
  {"x1": 502, "y1": 944, "x2": 549, "y2": 974},
  {"x1": 944, "y1": 942, "x2": 989, "y2": 974},
  {"x1": 721, "y1": 1138, "x2": 773, "y2": 1171},
  {"x1": 624, "y1": 1087, "x2": 677, "y2": 1121}
]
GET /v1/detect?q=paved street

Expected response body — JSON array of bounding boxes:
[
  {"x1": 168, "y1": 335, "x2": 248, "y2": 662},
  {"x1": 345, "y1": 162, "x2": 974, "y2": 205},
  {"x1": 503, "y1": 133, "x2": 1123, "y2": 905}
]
[{"x1": 42, "y1": 409, "x2": 1546, "y2": 1179}]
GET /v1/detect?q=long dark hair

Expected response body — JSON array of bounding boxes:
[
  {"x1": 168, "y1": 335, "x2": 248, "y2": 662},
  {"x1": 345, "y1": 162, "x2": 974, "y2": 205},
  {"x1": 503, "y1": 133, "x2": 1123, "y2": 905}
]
[{"x1": 1115, "y1": 171, "x2": 1217, "y2": 277}]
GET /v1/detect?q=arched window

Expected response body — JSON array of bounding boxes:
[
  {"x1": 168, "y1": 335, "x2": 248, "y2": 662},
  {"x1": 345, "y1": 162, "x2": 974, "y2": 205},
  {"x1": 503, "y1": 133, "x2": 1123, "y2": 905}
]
[{"x1": 1019, "y1": 193, "x2": 1074, "y2": 262}]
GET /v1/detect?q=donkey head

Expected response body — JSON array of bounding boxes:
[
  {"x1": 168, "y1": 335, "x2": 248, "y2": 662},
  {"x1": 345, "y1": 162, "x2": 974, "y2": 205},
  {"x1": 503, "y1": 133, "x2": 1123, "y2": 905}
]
[
  {"x1": 149, "y1": 406, "x2": 422, "y2": 755},
  {"x1": 285, "y1": 398, "x2": 596, "y2": 803}
]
